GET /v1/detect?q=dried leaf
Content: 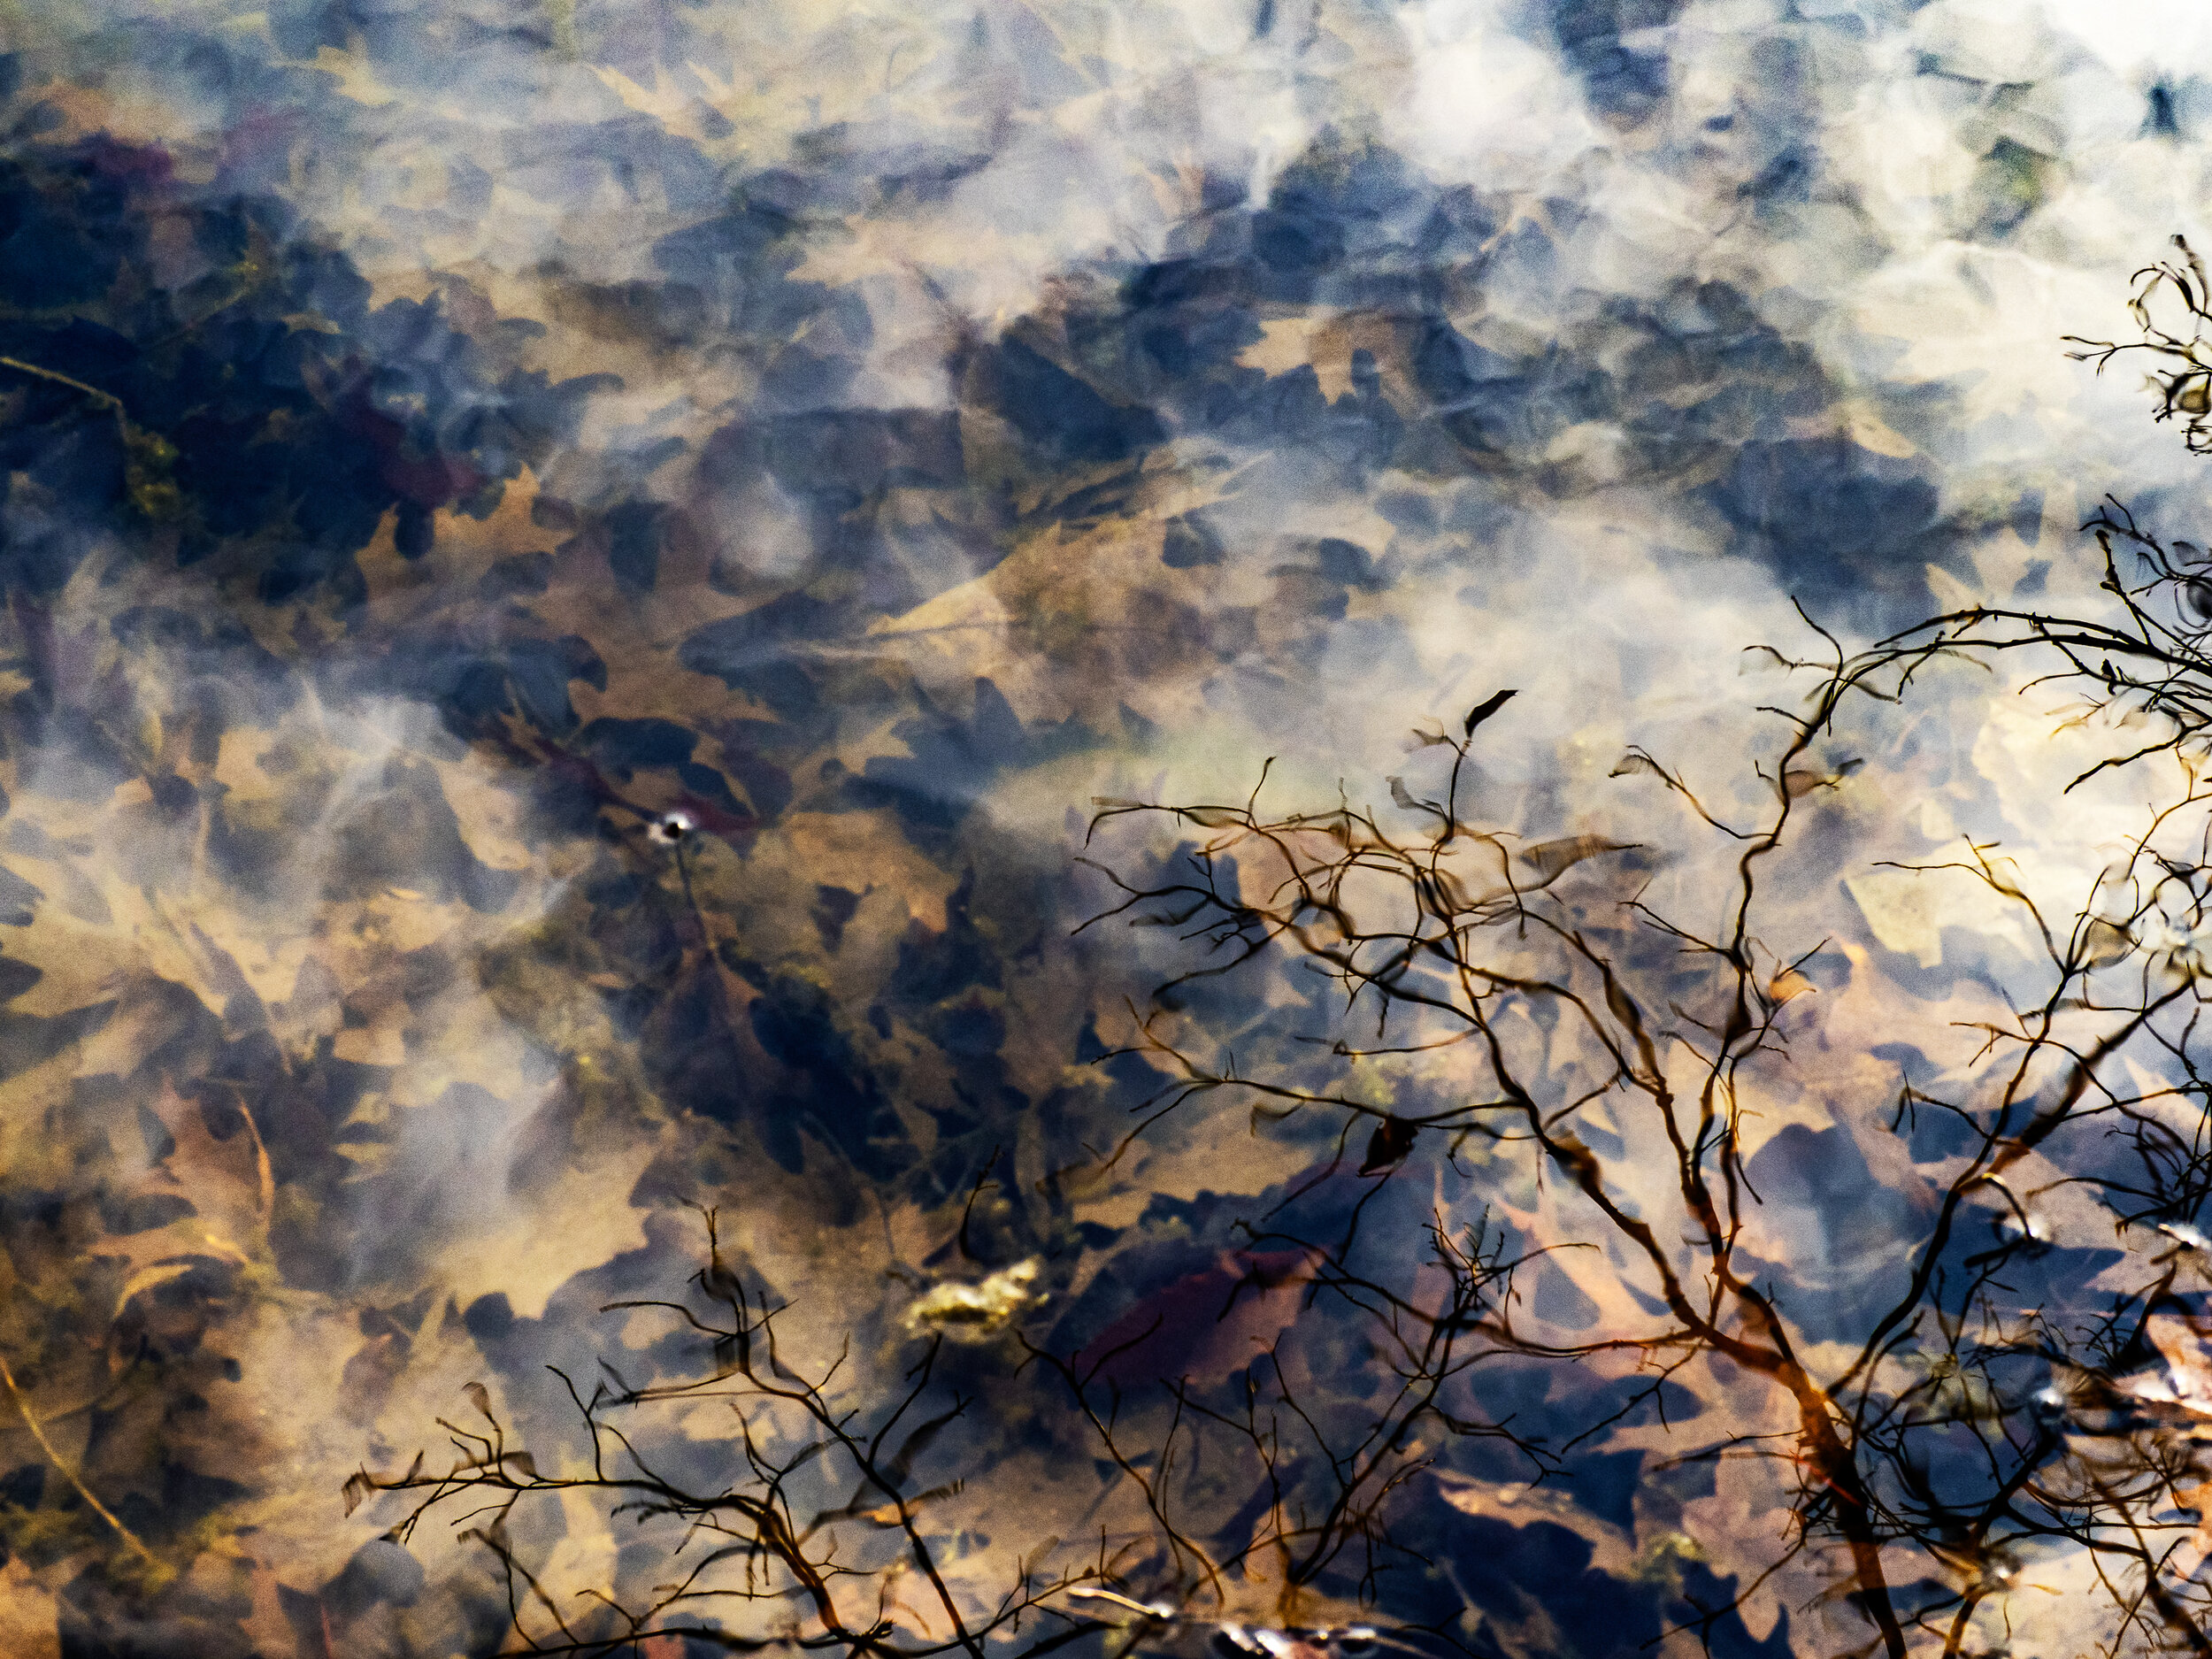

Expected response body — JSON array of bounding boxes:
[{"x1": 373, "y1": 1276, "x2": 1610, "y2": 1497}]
[
  {"x1": 1462, "y1": 687, "x2": 1517, "y2": 737},
  {"x1": 1519, "y1": 835, "x2": 1638, "y2": 885},
  {"x1": 1767, "y1": 968, "x2": 1816, "y2": 1005},
  {"x1": 464, "y1": 1380, "x2": 495, "y2": 1423},
  {"x1": 1782, "y1": 758, "x2": 1861, "y2": 797},
  {"x1": 1609, "y1": 751, "x2": 1668, "y2": 781},
  {"x1": 1359, "y1": 1116, "x2": 1417, "y2": 1174},
  {"x1": 884, "y1": 1406, "x2": 964, "y2": 1484},
  {"x1": 2082, "y1": 917, "x2": 2134, "y2": 968}
]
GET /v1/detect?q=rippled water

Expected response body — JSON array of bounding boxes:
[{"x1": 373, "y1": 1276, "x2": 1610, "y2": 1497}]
[{"x1": 4, "y1": 3, "x2": 2212, "y2": 1655}]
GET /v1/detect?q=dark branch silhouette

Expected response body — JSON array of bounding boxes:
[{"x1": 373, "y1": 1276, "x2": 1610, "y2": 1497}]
[{"x1": 356, "y1": 245, "x2": 2212, "y2": 1659}]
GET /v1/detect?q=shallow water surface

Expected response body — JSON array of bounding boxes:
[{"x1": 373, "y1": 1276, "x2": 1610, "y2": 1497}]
[{"x1": 4, "y1": 4, "x2": 2212, "y2": 1655}]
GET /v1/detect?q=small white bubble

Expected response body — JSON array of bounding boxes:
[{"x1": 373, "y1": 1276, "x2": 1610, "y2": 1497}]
[{"x1": 2159, "y1": 1220, "x2": 2211, "y2": 1251}]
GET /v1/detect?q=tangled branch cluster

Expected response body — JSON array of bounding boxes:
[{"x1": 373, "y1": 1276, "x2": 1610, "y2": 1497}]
[
  {"x1": 1074, "y1": 522, "x2": 2212, "y2": 1656},
  {"x1": 2069, "y1": 236, "x2": 2212, "y2": 455},
  {"x1": 348, "y1": 1211, "x2": 1094, "y2": 1659},
  {"x1": 357, "y1": 256, "x2": 2212, "y2": 1659}
]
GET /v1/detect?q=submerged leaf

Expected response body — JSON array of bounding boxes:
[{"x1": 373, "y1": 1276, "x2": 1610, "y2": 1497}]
[
  {"x1": 111, "y1": 1259, "x2": 201, "y2": 1320},
  {"x1": 860, "y1": 1480, "x2": 964, "y2": 1525},
  {"x1": 903, "y1": 1259, "x2": 1044, "y2": 1342},
  {"x1": 2118, "y1": 1312, "x2": 2212, "y2": 1413}
]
